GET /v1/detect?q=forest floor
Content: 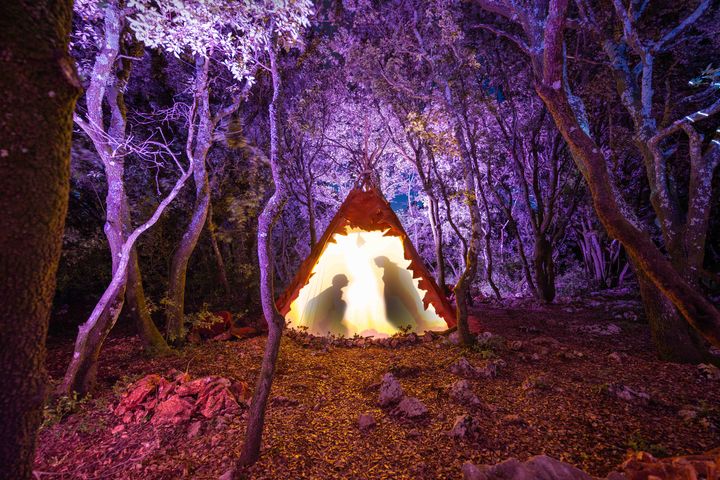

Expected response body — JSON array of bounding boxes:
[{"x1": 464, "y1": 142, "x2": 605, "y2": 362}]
[{"x1": 36, "y1": 291, "x2": 720, "y2": 479}]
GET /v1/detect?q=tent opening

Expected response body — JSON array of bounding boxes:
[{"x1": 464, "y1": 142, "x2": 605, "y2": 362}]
[{"x1": 285, "y1": 227, "x2": 448, "y2": 338}]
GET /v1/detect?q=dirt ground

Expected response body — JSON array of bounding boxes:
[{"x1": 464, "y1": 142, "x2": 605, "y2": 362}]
[{"x1": 36, "y1": 295, "x2": 720, "y2": 479}]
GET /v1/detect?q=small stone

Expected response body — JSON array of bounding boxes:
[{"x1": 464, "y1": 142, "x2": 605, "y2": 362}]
[
  {"x1": 406, "y1": 429, "x2": 422, "y2": 438},
  {"x1": 358, "y1": 413, "x2": 376, "y2": 431},
  {"x1": 609, "y1": 384, "x2": 650, "y2": 404},
  {"x1": 448, "y1": 331, "x2": 461, "y2": 345},
  {"x1": 608, "y1": 352, "x2": 623, "y2": 363},
  {"x1": 187, "y1": 420, "x2": 202, "y2": 439},
  {"x1": 678, "y1": 408, "x2": 698, "y2": 422},
  {"x1": 379, "y1": 373, "x2": 404, "y2": 407},
  {"x1": 449, "y1": 379, "x2": 481, "y2": 406},
  {"x1": 393, "y1": 397, "x2": 428, "y2": 419},
  {"x1": 448, "y1": 414, "x2": 481, "y2": 441},
  {"x1": 501, "y1": 414, "x2": 527, "y2": 426},
  {"x1": 698, "y1": 363, "x2": 720, "y2": 381},
  {"x1": 111, "y1": 424, "x2": 125, "y2": 435}
]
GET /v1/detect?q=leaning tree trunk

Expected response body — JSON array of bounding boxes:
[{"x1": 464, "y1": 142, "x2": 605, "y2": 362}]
[
  {"x1": 60, "y1": 161, "x2": 130, "y2": 395},
  {"x1": 426, "y1": 192, "x2": 447, "y2": 291},
  {"x1": 236, "y1": 41, "x2": 287, "y2": 470},
  {"x1": 0, "y1": 0, "x2": 79, "y2": 476},
  {"x1": 536, "y1": 84, "x2": 720, "y2": 348},
  {"x1": 165, "y1": 56, "x2": 212, "y2": 344}
]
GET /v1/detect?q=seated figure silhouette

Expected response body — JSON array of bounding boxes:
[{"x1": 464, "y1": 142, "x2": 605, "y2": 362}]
[
  {"x1": 304, "y1": 274, "x2": 349, "y2": 336},
  {"x1": 374, "y1": 256, "x2": 428, "y2": 332}
]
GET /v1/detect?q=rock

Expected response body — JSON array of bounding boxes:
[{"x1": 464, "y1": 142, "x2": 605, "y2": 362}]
[
  {"x1": 698, "y1": 363, "x2": 720, "y2": 381},
  {"x1": 501, "y1": 414, "x2": 526, "y2": 426},
  {"x1": 449, "y1": 379, "x2": 481, "y2": 406},
  {"x1": 448, "y1": 331, "x2": 461, "y2": 345},
  {"x1": 114, "y1": 374, "x2": 164, "y2": 416},
  {"x1": 197, "y1": 382, "x2": 242, "y2": 418},
  {"x1": 406, "y1": 429, "x2": 422, "y2": 438},
  {"x1": 480, "y1": 359, "x2": 506, "y2": 378},
  {"x1": 379, "y1": 373, "x2": 404, "y2": 407},
  {"x1": 677, "y1": 407, "x2": 698, "y2": 422},
  {"x1": 111, "y1": 424, "x2": 125, "y2": 435},
  {"x1": 393, "y1": 397, "x2": 428, "y2": 419},
  {"x1": 462, "y1": 461, "x2": 484, "y2": 480},
  {"x1": 617, "y1": 450, "x2": 720, "y2": 480},
  {"x1": 151, "y1": 395, "x2": 194, "y2": 425},
  {"x1": 187, "y1": 420, "x2": 202, "y2": 439},
  {"x1": 463, "y1": 455, "x2": 593, "y2": 480},
  {"x1": 450, "y1": 357, "x2": 504, "y2": 379},
  {"x1": 358, "y1": 413, "x2": 376, "y2": 431},
  {"x1": 608, "y1": 352, "x2": 624, "y2": 363},
  {"x1": 609, "y1": 384, "x2": 650, "y2": 405},
  {"x1": 448, "y1": 414, "x2": 481, "y2": 441}
]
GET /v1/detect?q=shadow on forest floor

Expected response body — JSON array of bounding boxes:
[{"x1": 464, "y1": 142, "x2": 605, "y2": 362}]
[{"x1": 37, "y1": 293, "x2": 720, "y2": 479}]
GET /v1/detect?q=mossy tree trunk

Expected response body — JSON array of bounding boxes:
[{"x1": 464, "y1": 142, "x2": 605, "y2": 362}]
[{"x1": 0, "y1": 0, "x2": 80, "y2": 477}]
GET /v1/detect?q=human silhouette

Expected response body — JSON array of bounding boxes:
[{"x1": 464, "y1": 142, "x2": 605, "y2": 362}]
[
  {"x1": 373, "y1": 256, "x2": 428, "y2": 331},
  {"x1": 304, "y1": 274, "x2": 349, "y2": 336}
]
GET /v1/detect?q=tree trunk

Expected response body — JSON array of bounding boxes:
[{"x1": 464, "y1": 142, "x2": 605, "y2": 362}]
[
  {"x1": 0, "y1": 2, "x2": 78, "y2": 477},
  {"x1": 535, "y1": 83, "x2": 720, "y2": 348},
  {"x1": 207, "y1": 202, "x2": 232, "y2": 302},
  {"x1": 637, "y1": 270, "x2": 707, "y2": 363},
  {"x1": 60, "y1": 153, "x2": 193, "y2": 397},
  {"x1": 453, "y1": 124, "x2": 481, "y2": 346},
  {"x1": 126, "y1": 247, "x2": 170, "y2": 354},
  {"x1": 307, "y1": 184, "x2": 317, "y2": 249},
  {"x1": 427, "y1": 192, "x2": 447, "y2": 291},
  {"x1": 165, "y1": 56, "x2": 213, "y2": 344},
  {"x1": 236, "y1": 41, "x2": 287, "y2": 470},
  {"x1": 533, "y1": 235, "x2": 556, "y2": 302}
]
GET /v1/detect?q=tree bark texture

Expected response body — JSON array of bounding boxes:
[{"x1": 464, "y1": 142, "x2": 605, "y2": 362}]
[
  {"x1": 165, "y1": 56, "x2": 214, "y2": 343},
  {"x1": 0, "y1": 0, "x2": 79, "y2": 477},
  {"x1": 237, "y1": 41, "x2": 287, "y2": 469}
]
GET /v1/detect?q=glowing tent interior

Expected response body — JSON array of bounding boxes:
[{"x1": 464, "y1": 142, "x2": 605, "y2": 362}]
[{"x1": 277, "y1": 186, "x2": 456, "y2": 337}]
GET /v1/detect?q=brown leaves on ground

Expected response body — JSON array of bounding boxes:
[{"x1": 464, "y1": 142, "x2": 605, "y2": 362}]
[{"x1": 36, "y1": 299, "x2": 720, "y2": 479}]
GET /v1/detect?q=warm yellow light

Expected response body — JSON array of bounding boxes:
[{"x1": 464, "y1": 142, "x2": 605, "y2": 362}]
[{"x1": 286, "y1": 228, "x2": 447, "y2": 337}]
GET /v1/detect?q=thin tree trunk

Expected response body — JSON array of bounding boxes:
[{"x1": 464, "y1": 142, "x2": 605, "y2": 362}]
[
  {"x1": 207, "y1": 202, "x2": 232, "y2": 301},
  {"x1": 0, "y1": 1, "x2": 79, "y2": 476},
  {"x1": 307, "y1": 184, "x2": 317, "y2": 249},
  {"x1": 165, "y1": 56, "x2": 213, "y2": 344},
  {"x1": 236, "y1": 40, "x2": 287, "y2": 470},
  {"x1": 60, "y1": 155, "x2": 193, "y2": 397},
  {"x1": 533, "y1": 234, "x2": 556, "y2": 302},
  {"x1": 126, "y1": 247, "x2": 170, "y2": 354},
  {"x1": 427, "y1": 192, "x2": 447, "y2": 291}
]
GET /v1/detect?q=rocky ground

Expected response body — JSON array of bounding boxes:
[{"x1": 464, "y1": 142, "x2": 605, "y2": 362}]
[{"x1": 36, "y1": 292, "x2": 720, "y2": 479}]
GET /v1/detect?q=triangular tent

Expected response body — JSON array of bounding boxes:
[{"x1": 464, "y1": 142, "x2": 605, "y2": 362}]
[{"x1": 277, "y1": 186, "x2": 456, "y2": 338}]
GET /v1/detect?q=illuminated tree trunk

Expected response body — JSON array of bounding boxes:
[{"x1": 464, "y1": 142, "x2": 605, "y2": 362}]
[
  {"x1": 0, "y1": 2, "x2": 79, "y2": 477},
  {"x1": 165, "y1": 55, "x2": 213, "y2": 344},
  {"x1": 476, "y1": 0, "x2": 720, "y2": 350},
  {"x1": 237, "y1": 40, "x2": 287, "y2": 469}
]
